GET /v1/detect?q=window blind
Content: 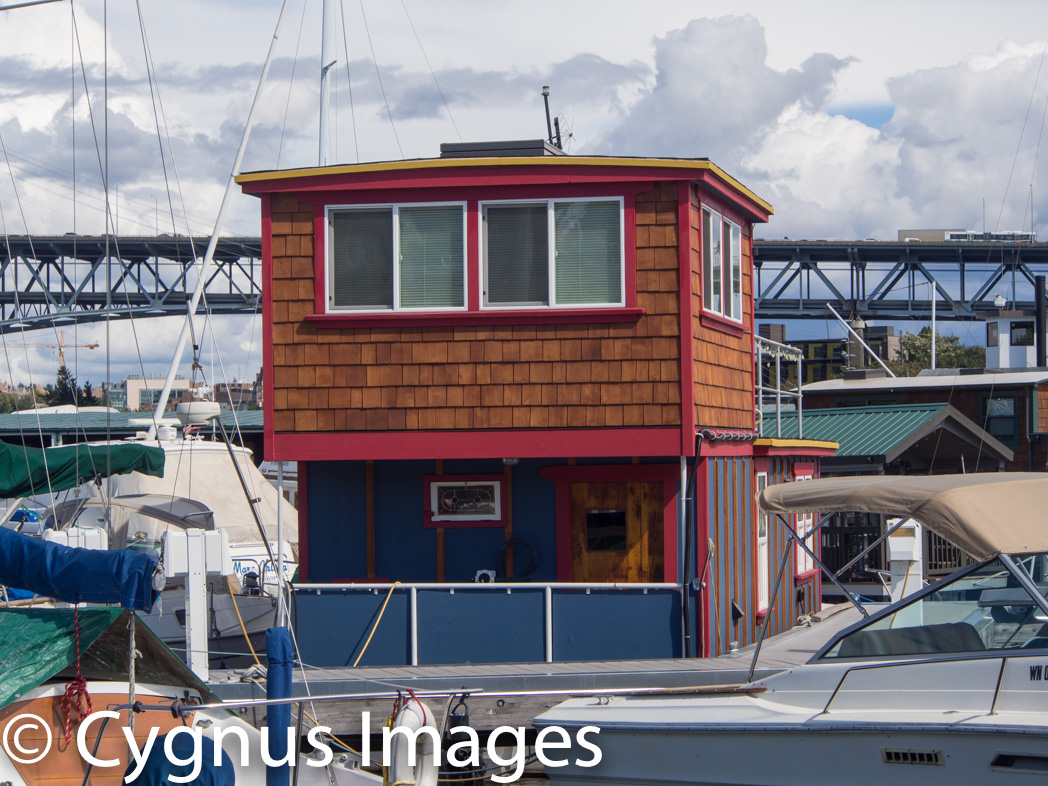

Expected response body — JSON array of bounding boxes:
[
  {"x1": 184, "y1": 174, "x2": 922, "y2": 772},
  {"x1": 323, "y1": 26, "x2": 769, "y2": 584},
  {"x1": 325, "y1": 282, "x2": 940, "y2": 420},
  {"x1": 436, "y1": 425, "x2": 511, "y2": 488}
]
[
  {"x1": 330, "y1": 209, "x2": 393, "y2": 309},
  {"x1": 554, "y1": 200, "x2": 621, "y2": 305},
  {"x1": 485, "y1": 204, "x2": 549, "y2": 305},
  {"x1": 398, "y1": 205, "x2": 464, "y2": 308}
]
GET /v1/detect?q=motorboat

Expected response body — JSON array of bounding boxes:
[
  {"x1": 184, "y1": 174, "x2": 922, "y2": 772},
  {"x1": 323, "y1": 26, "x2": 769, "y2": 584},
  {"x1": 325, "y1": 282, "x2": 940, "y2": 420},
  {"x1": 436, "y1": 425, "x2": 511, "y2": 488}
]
[{"x1": 536, "y1": 473, "x2": 1048, "y2": 785}]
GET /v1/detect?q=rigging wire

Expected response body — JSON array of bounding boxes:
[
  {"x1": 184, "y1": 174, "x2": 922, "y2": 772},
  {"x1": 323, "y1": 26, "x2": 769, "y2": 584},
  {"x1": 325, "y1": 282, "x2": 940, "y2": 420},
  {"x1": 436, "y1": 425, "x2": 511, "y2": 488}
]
[
  {"x1": 0, "y1": 200, "x2": 54, "y2": 501},
  {"x1": 399, "y1": 0, "x2": 461, "y2": 142},
  {"x1": 357, "y1": 0, "x2": 403, "y2": 158},
  {"x1": 276, "y1": 0, "x2": 310, "y2": 170},
  {"x1": 993, "y1": 37, "x2": 1048, "y2": 235},
  {"x1": 338, "y1": 0, "x2": 360, "y2": 162}
]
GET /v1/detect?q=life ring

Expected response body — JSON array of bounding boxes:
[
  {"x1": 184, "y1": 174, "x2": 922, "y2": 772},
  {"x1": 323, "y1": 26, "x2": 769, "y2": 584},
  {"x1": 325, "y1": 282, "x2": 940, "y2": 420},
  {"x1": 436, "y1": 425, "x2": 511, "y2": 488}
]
[{"x1": 387, "y1": 699, "x2": 439, "y2": 786}]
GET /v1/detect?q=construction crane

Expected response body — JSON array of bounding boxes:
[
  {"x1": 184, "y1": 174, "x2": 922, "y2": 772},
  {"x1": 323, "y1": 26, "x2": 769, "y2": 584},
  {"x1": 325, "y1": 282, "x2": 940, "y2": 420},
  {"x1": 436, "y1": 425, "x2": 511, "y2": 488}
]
[{"x1": 18, "y1": 331, "x2": 100, "y2": 368}]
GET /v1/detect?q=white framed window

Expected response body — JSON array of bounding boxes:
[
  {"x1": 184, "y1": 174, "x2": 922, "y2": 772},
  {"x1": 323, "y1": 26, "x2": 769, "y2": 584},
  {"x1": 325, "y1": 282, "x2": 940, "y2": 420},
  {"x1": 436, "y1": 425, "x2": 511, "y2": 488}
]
[
  {"x1": 481, "y1": 197, "x2": 624, "y2": 308},
  {"x1": 793, "y1": 473, "x2": 815, "y2": 576},
  {"x1": 701, "y1": 206, "x2": 742, "y2": 320},
  {"x1": 756, "y1": 472, "x2": 770, "y2": 611},
  {"x1": 327, "y1": 202, "x2": 466, "y2": 312}
]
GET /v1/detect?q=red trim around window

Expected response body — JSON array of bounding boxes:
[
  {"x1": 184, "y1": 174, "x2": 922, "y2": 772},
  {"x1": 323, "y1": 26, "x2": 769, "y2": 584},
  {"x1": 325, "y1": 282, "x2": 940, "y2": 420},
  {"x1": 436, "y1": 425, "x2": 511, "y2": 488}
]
[
  {"x1": 792, "y1": 470, "x2": 817, "y2": 577},
  {"x1": 537, "y1": 463, "x2": 680, "y2": 582},
  {"x1": 700, "y1": 311, "x2": 746, "y2": 336},
  {"x1": 304, "y1": 307, "x2": 646, "y2": 329},
  {"x1": 311, "y1": 184, "x2": 645, "y2": 320}
]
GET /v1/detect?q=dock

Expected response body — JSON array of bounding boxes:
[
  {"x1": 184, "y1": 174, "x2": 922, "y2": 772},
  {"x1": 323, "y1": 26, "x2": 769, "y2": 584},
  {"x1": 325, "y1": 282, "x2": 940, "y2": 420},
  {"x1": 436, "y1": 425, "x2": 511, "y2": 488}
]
[{"x1": 208, "y1": 604, "x2": 860, "y2": 736}]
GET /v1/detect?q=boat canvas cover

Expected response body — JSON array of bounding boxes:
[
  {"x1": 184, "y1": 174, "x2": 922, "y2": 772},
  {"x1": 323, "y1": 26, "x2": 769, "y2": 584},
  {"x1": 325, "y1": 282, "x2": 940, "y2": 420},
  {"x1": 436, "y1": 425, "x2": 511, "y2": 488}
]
[
  {"x1": 0, "y1": 525, "x2": 159, "y2": 610},
  {"x1": 757, "y1": 472, "x2": 1048, "y2": 561},
  {"x1": 0, "y1": 441, "x2": 164, "y2": 497},
  {"x1": 0, "y1": 608, "x2": 216, "y2": 711},
  {"x1": 86, "y1": 444, "x2": 297, "y2": 544}
]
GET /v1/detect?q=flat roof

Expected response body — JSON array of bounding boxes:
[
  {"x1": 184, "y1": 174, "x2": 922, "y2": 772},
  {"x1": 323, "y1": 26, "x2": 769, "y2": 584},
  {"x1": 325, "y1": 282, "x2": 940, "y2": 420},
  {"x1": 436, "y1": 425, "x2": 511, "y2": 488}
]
[{"x1": 802, "y1": 369, "x2": 1048, "y2": 394}]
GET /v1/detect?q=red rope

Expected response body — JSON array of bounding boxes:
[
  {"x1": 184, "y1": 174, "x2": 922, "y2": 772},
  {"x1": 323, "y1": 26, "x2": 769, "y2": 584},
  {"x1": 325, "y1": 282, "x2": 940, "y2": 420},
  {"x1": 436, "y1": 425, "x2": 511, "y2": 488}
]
[{"x1": 61, "y1": 605, "x2": 92, "y2": 744}]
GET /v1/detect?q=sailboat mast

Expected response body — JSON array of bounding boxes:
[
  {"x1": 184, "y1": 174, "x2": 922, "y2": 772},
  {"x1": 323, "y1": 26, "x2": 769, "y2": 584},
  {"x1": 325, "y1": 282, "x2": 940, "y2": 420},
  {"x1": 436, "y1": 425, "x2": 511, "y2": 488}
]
[
  {"x1": 319, "y1": 0, "x2": 337, "y2": 166},
  {"x1": 148, "y1": 0, "x2": 291, "y2": 436}
]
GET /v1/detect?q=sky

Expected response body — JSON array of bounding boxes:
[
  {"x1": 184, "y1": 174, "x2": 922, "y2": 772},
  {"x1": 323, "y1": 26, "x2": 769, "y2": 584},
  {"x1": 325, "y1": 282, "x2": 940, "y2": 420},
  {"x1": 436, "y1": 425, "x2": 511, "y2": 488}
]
[{"x1": 2, "y1": 0, "x2": 1048, "y2": 385}]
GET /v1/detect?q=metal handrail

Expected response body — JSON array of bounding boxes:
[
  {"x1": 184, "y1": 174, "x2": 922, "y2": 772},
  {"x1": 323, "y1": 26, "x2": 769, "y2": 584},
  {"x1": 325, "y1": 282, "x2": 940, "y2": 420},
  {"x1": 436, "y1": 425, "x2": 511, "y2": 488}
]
[
  {"x1": 293, "y1": 581, "x2": 681, "y2": 665},
  {"x1": 820, "y1": 652, "x2": 1011, "y2": 715},
  {"x1": 293, "y1": 582, "x2": 678, "y2": 590}
]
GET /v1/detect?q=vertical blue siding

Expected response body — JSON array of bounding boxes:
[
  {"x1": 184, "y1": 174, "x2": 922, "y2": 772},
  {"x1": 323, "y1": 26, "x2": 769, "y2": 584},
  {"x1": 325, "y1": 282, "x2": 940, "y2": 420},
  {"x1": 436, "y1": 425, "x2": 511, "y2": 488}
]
[
  {"x1": 374, "y1": 459, "x2": 439, "y2": 581},
  {"x1": 305, "y1": 461, "x2": 368, "y2": 580}
]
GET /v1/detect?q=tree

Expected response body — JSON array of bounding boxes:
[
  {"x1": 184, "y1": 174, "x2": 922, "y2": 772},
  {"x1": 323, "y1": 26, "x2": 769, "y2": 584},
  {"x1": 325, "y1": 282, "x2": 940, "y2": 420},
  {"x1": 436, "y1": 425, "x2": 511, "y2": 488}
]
[
  {"x1": 43, "y1": 365, "x2": 102, "y2": 407},
  {"x1": 889, "y1": 327, "x2": 986, "y2": 377}
]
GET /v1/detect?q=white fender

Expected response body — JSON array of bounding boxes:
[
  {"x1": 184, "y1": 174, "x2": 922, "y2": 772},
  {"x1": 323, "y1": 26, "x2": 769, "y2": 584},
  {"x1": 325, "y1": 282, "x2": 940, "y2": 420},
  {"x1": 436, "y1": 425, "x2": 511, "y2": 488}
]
[{"x1": 387, "y1": 699, "x2": 439, "y2": 786}]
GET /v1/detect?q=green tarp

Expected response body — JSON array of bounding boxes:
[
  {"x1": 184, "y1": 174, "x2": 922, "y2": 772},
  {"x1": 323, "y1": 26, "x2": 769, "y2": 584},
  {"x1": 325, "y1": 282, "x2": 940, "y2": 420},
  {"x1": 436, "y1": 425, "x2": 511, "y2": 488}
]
[
  {"x1": 0, "y1": 607, "x2": 120, "y2": 709},
  {"x1": 0, "y1": 441, "x2": 164, "y2": 498},
  {"x1": 0, "y1": 607, "x2": 216, "y2": 711}
]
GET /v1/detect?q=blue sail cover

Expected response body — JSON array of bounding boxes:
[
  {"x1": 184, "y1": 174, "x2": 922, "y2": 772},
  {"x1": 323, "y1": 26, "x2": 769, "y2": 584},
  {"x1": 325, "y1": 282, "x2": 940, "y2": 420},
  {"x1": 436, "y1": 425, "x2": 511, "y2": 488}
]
[
  {"x1": 266, "y1": 626, "x2": 293, "y2": 786},
  {"x1": 0, "y1": 526, "x2": 158, "y2": 610}
]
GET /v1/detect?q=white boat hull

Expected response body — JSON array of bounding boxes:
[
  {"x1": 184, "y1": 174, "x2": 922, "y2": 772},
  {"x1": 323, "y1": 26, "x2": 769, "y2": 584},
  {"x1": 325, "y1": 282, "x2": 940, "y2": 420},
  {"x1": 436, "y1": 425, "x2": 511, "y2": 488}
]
[{"x1": 543, "y1": 724, "x2": 1048, "y2": 785}]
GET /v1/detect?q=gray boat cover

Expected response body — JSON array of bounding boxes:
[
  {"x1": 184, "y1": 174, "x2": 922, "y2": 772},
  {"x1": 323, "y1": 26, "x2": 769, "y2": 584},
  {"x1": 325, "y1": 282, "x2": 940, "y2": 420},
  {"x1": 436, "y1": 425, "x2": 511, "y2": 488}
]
[{"x1": 757, "y1": 472, "x2": 1048, "y2": 561}]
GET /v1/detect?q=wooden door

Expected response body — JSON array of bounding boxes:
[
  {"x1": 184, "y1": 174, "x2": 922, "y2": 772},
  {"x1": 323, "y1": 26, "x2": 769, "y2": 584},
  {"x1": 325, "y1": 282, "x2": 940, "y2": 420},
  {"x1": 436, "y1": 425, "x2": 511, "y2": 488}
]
[{"x1": 570, "y1": 481, "x2": 664, "y2": 582}]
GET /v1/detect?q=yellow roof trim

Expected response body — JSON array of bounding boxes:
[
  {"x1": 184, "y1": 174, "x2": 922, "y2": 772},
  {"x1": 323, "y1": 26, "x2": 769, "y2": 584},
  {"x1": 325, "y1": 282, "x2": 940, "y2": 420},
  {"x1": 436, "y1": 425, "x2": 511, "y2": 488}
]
[
  {"x1": 752, "y1": 439, "x2": 839, "y2": 450},
  {"x1": 235, "y1": 156, "x2": 773, "y2": 215}
]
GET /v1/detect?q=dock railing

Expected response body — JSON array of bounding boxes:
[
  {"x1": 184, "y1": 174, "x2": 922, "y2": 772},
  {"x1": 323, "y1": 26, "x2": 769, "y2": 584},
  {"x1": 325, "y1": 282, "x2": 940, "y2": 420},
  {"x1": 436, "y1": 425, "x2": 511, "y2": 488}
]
[{"x1": 292, "y1": 581, "x2": 682, "y2": 667}]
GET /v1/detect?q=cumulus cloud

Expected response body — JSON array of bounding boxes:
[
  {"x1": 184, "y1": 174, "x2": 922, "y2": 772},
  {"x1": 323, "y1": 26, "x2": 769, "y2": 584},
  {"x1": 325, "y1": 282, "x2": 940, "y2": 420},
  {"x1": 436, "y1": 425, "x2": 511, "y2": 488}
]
[{"x1": 587, "y1": 16, "x2": 1048, "y2": 240}]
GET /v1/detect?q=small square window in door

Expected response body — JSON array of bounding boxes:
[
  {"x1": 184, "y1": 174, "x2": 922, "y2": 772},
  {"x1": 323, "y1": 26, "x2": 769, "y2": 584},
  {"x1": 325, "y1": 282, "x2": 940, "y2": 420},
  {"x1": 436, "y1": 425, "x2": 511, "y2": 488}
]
[{"x1": 586, "y1": 509, "x2": 627, "y2": 551}]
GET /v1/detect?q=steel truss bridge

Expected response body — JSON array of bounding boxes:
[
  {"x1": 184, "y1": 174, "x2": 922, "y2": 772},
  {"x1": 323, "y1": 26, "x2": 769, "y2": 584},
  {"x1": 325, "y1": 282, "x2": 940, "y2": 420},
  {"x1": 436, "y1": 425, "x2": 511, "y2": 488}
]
[
  {"x1": 0, "y1": 235, "x2": 261, "y2": 334},
  {"x1": 2, "y1": 235, "x2": 1046, "y2": 334},
  {"x1": 754, "y1": 239, "x2": 1048, "y2": 322}
]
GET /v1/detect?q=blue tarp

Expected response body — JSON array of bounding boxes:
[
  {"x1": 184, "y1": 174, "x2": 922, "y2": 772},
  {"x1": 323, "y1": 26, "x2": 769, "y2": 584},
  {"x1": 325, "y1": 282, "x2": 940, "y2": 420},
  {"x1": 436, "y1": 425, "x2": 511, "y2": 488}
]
[{"x1": 0, "y1": 526, "x2": 158, "y2": 610}]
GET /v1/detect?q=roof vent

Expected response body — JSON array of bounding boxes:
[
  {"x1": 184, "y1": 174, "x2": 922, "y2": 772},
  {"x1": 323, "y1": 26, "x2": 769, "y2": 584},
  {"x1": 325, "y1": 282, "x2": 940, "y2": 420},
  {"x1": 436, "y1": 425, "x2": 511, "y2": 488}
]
[{"x1": 439, "y1": 140, "x2": 566, "y2": 158}]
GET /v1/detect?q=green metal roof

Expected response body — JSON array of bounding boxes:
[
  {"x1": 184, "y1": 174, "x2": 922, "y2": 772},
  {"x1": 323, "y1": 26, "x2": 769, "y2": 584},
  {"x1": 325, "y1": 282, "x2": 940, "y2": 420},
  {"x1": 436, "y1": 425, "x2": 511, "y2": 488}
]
[
  {"x1": 0, "y1": 409, "x2": 262, "y2": 437},
  {"x1": 768, "y1": 403, "x2": 1012, "y2": 461}
]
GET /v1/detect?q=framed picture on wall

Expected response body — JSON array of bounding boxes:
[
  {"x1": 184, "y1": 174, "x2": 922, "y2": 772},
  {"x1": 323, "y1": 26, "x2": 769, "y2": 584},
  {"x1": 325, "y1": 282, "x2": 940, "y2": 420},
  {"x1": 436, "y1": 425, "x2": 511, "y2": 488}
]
[{"x1": 423, "y1": 474, "x2": 507, "y2": 528}]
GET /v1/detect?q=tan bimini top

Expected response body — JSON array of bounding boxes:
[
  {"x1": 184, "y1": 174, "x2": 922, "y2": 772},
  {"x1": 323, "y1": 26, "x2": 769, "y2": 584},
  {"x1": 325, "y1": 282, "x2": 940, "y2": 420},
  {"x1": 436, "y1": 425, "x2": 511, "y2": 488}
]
[{"x1": 757, "y1": 472, "x2": 1048, "y2": 562}]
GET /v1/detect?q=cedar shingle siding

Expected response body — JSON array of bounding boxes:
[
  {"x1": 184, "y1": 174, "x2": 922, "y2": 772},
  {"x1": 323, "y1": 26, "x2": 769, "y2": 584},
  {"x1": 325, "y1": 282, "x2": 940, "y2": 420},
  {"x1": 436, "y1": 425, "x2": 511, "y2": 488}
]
[{"x1": 270, "y1": 184, "x2": 688, "y2": 434}]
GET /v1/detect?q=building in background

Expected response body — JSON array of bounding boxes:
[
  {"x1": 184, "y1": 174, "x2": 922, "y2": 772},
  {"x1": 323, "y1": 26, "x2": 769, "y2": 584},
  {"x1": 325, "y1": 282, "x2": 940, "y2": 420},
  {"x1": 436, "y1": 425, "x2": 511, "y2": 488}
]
[{"x1": 758, "y1": 323, "x2": 900, "y2": 385}]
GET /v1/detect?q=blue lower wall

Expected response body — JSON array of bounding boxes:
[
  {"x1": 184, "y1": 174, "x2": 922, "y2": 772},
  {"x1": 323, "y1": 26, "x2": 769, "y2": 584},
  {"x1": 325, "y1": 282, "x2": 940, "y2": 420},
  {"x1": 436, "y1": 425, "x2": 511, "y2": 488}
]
[{"x1": 293, "y1": 586, "x2": 683, "y2": 667}]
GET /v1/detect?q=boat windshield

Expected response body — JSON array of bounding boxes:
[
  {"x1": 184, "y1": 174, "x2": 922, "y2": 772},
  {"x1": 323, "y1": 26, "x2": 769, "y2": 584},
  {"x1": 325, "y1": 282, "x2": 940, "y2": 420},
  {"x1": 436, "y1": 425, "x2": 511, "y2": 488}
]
[{"x1": 822, "y1": 554, "x2": 1048, "y2": 659}]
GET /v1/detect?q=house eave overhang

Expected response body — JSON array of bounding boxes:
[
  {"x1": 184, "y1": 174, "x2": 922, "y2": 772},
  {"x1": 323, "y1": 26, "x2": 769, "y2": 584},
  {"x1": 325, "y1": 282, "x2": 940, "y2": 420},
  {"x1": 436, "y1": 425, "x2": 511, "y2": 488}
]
[
  {"x1": 236, "y1": 156, "x2": 773, "y2": 222},
  {"x1": 752, "y1": 438, "x2": 838, "y2": 457}
]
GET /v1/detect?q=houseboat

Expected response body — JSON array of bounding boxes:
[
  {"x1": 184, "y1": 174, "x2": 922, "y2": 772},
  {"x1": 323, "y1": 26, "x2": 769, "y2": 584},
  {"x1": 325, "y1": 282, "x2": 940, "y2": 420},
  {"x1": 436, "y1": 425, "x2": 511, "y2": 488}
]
[{"x1": 236, "y1": 141, "x2": 836, "y2": 667}]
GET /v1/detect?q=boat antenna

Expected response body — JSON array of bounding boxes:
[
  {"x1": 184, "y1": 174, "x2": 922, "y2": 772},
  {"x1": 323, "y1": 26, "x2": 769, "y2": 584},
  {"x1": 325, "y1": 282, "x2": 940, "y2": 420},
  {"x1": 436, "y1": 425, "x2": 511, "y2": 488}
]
[{"x1": 542, "y1": 85, "x2": 555, "y2": 148}]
